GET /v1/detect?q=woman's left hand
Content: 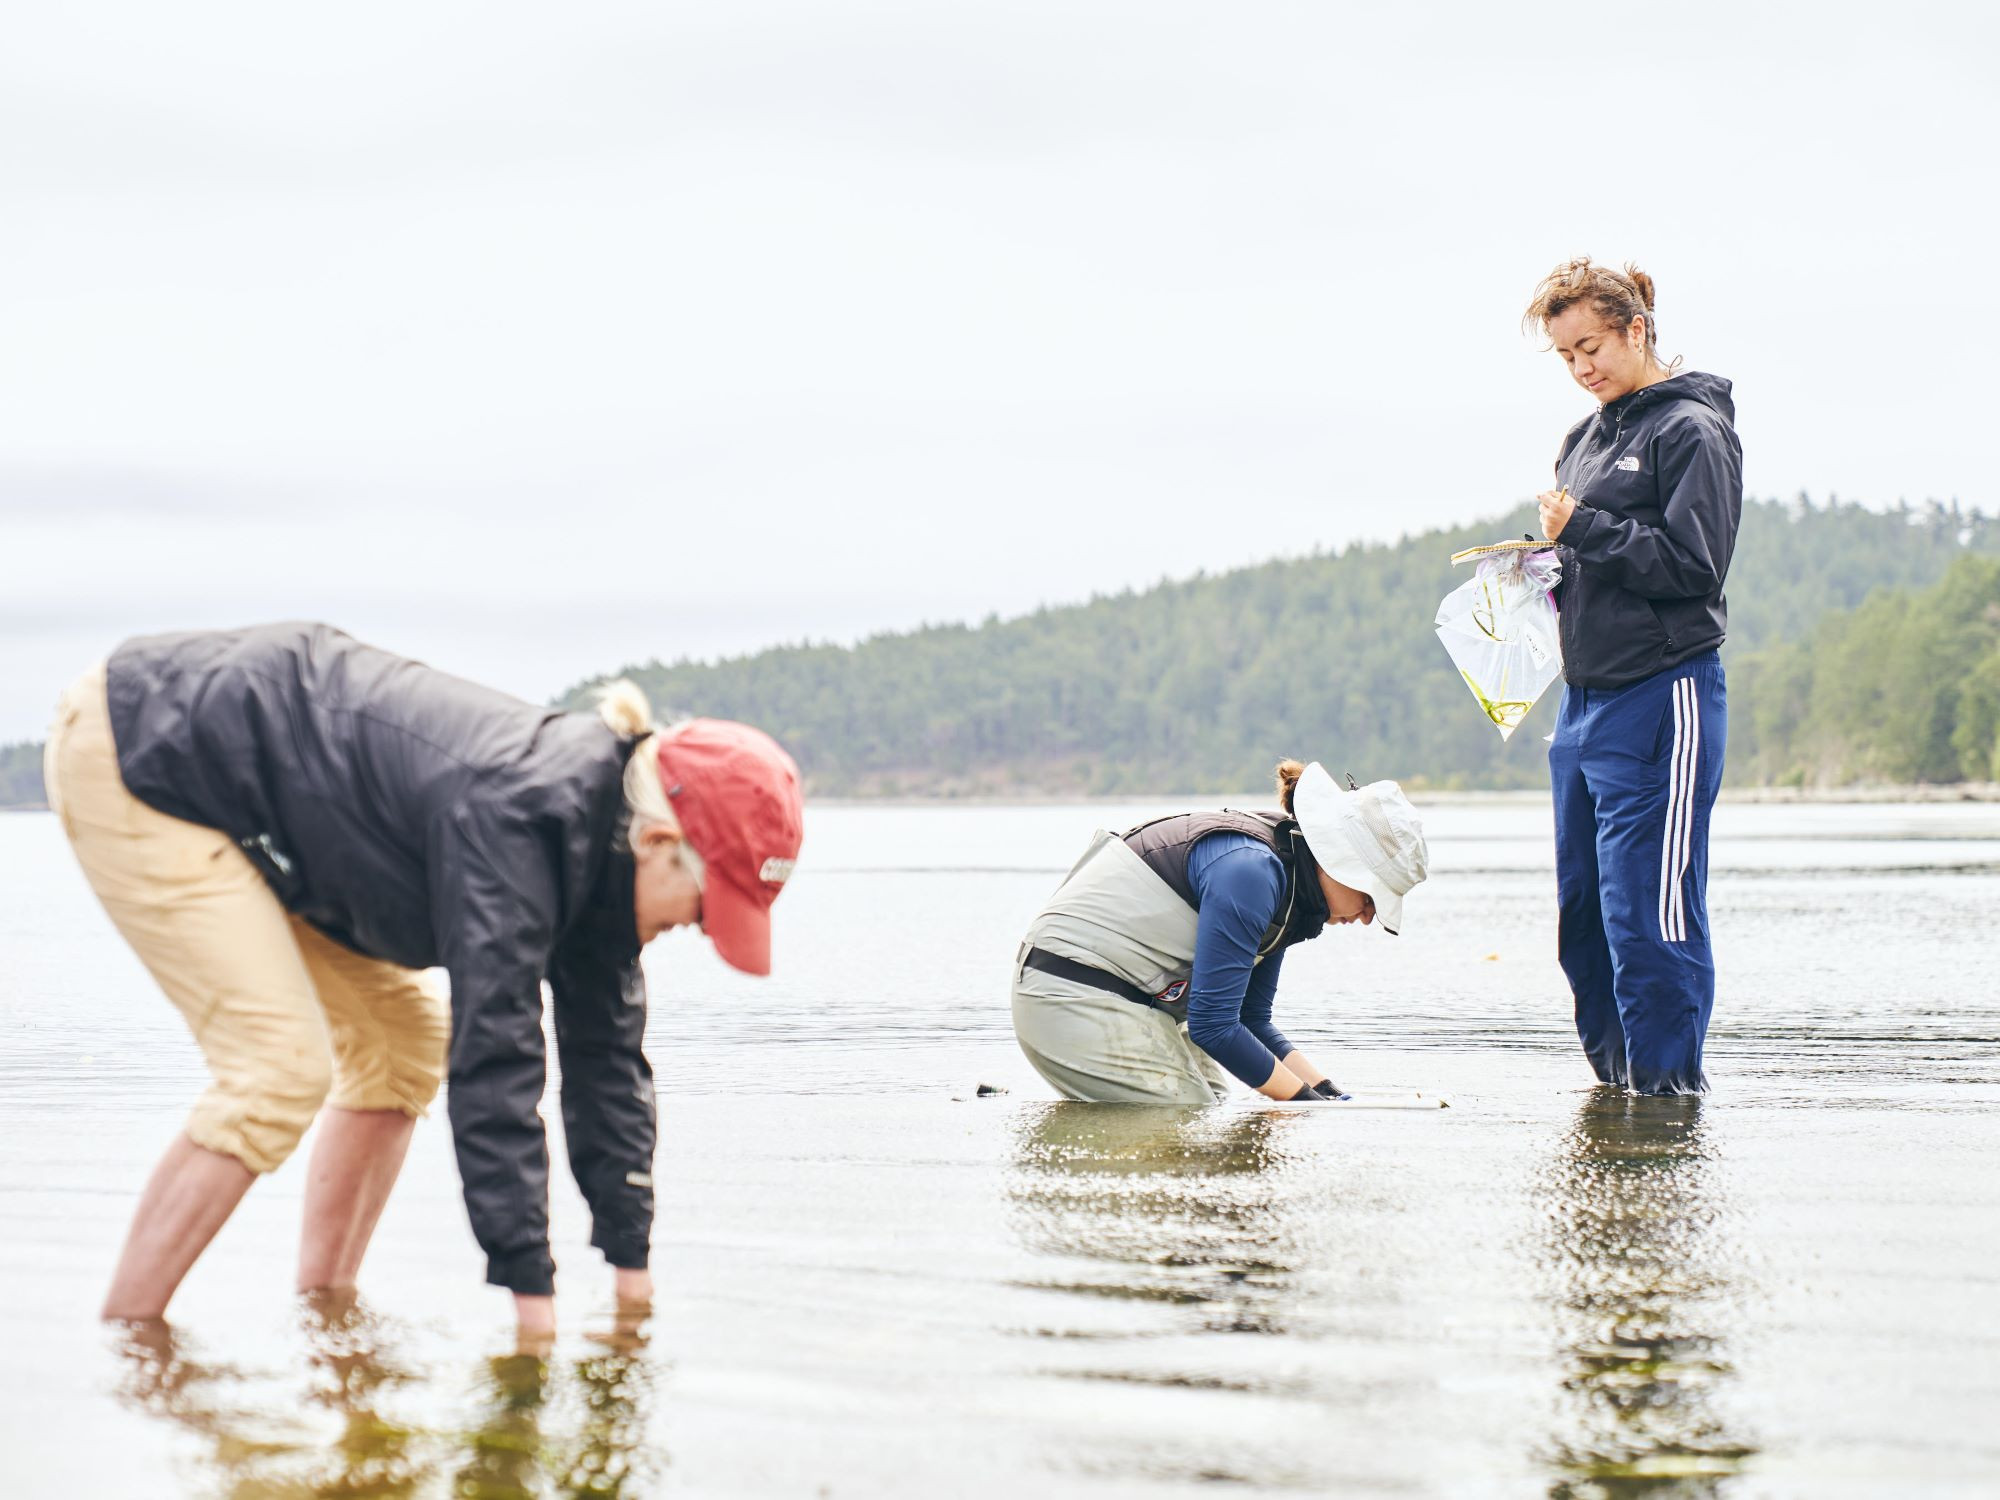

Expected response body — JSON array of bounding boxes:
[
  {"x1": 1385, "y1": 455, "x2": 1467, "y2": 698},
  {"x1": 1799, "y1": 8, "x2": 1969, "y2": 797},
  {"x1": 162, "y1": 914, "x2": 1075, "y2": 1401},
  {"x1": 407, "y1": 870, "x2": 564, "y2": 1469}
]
[{"x1": 1538, "y1": 488, "x2": 1577, "y2": 542}]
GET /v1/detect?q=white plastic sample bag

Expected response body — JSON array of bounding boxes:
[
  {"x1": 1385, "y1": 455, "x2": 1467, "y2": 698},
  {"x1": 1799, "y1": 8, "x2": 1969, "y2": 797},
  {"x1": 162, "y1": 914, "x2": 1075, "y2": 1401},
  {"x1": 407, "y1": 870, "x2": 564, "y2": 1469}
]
[{"x1": 1434, "y1": 541, "x2": 1564, "y2": 739}]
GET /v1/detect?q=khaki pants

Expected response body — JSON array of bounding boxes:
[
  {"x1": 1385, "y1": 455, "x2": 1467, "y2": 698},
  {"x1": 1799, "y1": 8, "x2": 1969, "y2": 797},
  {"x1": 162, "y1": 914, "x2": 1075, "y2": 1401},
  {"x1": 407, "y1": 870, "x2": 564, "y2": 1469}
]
[{"x1": 44, "y1": 663, "x2": 450, "y2": 1174}]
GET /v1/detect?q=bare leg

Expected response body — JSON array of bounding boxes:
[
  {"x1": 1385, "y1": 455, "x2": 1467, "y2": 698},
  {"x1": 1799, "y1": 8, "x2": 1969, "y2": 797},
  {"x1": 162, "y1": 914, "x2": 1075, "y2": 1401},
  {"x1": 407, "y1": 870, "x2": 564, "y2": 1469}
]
[
  {"x1": 296, "y1": 1107, "x2": 417, "y2": 1291},
  {"x1": 103, "y1": 1134, "x2": 257, "y2": 1321}
]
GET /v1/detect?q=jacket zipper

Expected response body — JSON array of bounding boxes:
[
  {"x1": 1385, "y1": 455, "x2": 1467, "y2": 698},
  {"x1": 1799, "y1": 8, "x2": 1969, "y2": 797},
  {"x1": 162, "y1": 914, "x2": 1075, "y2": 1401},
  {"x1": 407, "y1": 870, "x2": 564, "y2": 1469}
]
[{"x1": 1604, "y1": 394, "x2": 1679, "y2": 654}]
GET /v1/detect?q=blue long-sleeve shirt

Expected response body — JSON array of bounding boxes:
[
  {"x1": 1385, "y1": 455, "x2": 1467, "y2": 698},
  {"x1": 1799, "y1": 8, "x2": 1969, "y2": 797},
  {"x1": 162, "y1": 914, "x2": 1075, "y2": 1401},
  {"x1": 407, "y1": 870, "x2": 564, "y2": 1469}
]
[{"x1": 1183, "y1": 832, "x2": 1296, "y2": 1087}]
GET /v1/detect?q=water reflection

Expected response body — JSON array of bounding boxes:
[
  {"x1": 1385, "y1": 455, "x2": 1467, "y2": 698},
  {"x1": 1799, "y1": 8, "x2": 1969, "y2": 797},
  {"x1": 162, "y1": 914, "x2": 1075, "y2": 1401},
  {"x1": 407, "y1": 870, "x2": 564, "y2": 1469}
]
[
  {"x1": 111, "y1": 1295, "x2": 661, "y2": 1498},
  {"x1": 454, "y1": 1313, "x2": 660, "y2": 1500},
  {"x1": 1002, "y1": 1104, "x2": 1327, "y2": 1490},
  {"x1": 300, "y1": 1290, "x2": 425, "y2": 1494},
  {"x1": 1538, "y1": 1089, "x2": 1757, "y2": 1497},
  {"x1": 1006, "y1": 1104, "x2": 1308, "y2": 1338}
]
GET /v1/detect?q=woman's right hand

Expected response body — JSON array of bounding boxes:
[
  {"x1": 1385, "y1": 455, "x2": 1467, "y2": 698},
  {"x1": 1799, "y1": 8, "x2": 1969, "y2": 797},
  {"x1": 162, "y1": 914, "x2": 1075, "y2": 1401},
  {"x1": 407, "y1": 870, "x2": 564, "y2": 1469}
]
[{"x1": 1538, "y1": 487, "x2": 1577, "y2": 542}]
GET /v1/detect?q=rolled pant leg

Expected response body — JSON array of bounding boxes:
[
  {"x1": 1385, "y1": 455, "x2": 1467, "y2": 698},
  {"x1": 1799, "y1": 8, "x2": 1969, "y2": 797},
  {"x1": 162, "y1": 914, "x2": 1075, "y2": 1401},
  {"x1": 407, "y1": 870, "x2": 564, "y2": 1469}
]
[
  {"x1": 1581, "y1": 659, "x2": 1724, "y2": 1095},
  {"x1": 1011, "y1": 958, "x2": 1224, "y2": 1104},
  {"x1": 1551, "y1": 686, "x2": 1627, "y2": 1086},
  {"x1": 292, "y1": 919, "x2": 451, "y2": 1118}
]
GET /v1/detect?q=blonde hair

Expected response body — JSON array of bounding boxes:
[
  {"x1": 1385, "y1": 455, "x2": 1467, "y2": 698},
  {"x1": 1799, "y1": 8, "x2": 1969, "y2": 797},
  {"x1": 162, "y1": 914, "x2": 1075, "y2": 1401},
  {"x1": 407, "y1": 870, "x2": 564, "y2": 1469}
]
[
  {"x1": 595, "y1": 678, "x2": 705, "y2": 884},
  {"x1": 596, "y1": 679, "x2": 654, "y2": 738}
]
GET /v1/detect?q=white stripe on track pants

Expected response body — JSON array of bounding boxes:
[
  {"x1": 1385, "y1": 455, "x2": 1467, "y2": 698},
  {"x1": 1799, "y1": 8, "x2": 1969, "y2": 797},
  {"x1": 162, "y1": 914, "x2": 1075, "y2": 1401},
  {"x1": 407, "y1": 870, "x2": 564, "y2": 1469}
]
[{"x1": 1548, "y1": 651, "x2": 1726, "y2": 1094}]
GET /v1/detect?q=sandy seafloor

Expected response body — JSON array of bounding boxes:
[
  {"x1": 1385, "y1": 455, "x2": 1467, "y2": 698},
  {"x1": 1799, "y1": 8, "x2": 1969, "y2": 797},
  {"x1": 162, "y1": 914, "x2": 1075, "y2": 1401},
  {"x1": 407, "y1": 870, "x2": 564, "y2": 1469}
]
[{"x1": 2, "y1": 800, "x2": 1997, "y2": 1498}]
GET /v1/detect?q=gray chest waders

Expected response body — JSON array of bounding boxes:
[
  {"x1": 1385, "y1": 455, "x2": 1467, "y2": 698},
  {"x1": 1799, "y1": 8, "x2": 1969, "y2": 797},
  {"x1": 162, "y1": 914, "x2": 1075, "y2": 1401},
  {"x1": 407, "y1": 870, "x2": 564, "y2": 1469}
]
[{"x1": 1009, "y1": 831, "x2": 1227, "y2": 1104}]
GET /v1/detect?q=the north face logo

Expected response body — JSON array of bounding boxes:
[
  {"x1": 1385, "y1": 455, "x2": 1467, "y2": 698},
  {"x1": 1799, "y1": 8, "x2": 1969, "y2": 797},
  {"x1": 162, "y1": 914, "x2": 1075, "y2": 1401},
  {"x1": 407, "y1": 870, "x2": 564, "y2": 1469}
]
[{"x1": 1615, "y1": 456, "x2": 1641, "y2": 472}]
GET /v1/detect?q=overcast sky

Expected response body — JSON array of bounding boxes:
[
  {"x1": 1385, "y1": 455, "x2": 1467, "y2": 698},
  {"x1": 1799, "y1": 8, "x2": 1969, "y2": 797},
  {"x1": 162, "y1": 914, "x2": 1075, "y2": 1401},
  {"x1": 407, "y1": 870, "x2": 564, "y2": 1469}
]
[{"x1": 3, "y1": 2, "x2": 1994, "y2": 739}]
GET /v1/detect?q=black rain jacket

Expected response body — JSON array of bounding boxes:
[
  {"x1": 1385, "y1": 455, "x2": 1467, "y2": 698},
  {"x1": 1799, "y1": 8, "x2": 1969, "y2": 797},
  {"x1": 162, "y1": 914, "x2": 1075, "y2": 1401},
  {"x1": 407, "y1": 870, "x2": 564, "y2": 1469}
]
[
  {"x1": 1552, "y1": 371, "x2": 1743, "y2": 689},
  {"x1": 105, "y1": 622, "x2": 652, "y2": 1295}
]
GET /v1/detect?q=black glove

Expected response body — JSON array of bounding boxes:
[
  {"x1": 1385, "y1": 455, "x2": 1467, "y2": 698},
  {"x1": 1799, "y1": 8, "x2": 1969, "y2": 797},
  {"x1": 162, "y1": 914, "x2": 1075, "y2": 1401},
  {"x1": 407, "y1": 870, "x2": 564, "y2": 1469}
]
[
  {"x1": 1288, "y1": 1083, "x2": 1327, "y2": 1102},
  {"x1": 1313, "y1": 1079, "x2": 1352, "y2": 1102}
]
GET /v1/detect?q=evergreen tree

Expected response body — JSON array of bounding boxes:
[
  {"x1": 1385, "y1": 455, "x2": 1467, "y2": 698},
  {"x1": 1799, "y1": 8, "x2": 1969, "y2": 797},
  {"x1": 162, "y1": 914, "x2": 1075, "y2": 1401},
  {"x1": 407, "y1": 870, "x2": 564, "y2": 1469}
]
[{"x1": 1731, "y1": 555, "x2": 2000, "y2": 786}]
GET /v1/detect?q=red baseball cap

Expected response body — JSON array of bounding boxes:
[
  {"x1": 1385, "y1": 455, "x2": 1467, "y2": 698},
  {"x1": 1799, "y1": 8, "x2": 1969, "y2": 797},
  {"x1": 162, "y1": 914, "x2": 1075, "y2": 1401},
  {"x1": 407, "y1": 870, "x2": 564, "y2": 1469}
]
[{"x1": 655, "y1": 719, "x2": 804, "y2": 976}]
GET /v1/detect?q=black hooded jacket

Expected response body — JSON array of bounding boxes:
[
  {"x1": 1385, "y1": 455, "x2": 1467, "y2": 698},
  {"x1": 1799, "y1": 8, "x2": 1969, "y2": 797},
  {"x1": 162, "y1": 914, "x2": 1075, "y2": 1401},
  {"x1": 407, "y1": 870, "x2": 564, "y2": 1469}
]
[
  {"x1": 1552, "y1": 371, "x2": 1743, "y2": 689},
  {"x1": 105, "y1": 623, "x2": 652, "y2": 1296}
]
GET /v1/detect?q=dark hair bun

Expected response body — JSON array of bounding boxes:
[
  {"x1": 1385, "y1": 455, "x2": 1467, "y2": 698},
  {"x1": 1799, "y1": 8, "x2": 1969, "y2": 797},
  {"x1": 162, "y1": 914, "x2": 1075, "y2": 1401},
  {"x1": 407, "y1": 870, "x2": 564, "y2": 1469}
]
[{"x1": 1274, "y1": 758, "x2": 1306, "y2": 815}]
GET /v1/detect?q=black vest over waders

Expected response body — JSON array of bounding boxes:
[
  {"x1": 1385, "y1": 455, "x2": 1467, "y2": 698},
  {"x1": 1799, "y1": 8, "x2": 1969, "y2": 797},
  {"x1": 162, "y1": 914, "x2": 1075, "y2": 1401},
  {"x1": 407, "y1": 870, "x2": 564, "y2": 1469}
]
[
  {"x1": 1018, "y1": 809, "x2": 1329, "y2": 1015},
  {"x1": 1123, "y1": 809, "x2": 1330, "y2": 958}
]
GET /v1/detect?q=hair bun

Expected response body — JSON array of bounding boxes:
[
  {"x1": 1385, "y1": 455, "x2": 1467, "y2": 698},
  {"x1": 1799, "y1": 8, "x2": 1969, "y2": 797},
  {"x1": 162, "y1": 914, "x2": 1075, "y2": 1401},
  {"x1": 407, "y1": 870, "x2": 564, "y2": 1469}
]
[
  {"x1": 1624, "y1": 263, "x2": 1657, "y2": 311},
  {"x1": 595, "y1": 678, "x2": 656, "y2": 737},
  {"x1": 1274, "y1": 758, "x2": 1306, "y2": 815}
]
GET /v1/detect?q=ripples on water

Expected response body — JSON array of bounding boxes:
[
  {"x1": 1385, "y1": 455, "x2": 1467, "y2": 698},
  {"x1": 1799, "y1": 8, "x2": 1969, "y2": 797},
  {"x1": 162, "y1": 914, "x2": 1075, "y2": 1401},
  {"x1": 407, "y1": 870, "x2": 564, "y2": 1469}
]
[
  {"x1": 5, "y1": 801, "x2": 1999, "y2": 1497},
  {"x1": 1001, "y1": 1096, "x2": 1763, "y2": 1497},
  {"x1": 1010, "y1": 1108, "x2": 1305, "y2": 1338}
]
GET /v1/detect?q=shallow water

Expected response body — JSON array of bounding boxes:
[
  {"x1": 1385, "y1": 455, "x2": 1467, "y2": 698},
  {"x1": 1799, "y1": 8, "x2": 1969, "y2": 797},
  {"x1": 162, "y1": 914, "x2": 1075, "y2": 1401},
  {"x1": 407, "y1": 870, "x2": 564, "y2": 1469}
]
[{"x1": 2, "y1": 799, "x2": 1998, "y2": 1497}]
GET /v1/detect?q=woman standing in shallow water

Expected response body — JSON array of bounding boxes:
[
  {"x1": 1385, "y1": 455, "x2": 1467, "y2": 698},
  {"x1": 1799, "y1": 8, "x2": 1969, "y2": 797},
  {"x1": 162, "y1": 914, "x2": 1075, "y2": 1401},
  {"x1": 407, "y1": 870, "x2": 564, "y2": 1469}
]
[{"x1": 1525, "y1": 258, "x2": 1742, "y2": 1095}]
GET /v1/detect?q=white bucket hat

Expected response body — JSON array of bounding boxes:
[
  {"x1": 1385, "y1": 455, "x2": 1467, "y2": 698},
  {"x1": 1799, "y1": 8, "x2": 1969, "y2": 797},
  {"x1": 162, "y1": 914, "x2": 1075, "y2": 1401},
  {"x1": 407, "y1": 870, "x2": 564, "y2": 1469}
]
[{"x1": 1290, "y1": 763, "x2": 1429, "y2": 936}]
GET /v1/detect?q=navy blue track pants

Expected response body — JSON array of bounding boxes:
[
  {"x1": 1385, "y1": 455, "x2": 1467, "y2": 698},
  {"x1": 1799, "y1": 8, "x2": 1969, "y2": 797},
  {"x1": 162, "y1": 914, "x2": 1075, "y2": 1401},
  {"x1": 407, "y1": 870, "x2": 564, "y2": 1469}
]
[{"x1": 1549, "y1": 651, "x2": 1726, "y2": 1094}]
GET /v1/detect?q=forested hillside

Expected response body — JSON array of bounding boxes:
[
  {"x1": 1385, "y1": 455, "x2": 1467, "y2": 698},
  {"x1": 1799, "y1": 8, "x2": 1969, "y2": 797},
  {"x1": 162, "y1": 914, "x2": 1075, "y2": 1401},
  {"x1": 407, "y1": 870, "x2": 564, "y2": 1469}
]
[
  {"x1": 1732, "y1": 553, "x2": 2000, "y2": 785},
  {"x1": 4, "y1": 497, "x2": 1990, "y2": 810},
  {"x1": 566, "y1": 497, "x2": 1999, "y2": 795}
]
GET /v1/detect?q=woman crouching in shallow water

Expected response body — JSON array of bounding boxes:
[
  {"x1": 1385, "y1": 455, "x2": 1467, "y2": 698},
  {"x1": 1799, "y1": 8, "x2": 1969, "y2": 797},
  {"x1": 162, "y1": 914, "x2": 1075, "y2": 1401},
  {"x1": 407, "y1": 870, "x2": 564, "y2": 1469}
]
[
  {"x1": 1010, "y1": 760, "x2": 1429, "y2": 1103},
  {"x1": 44, "y1": 622, "x2": 803, "y2": 1336}
]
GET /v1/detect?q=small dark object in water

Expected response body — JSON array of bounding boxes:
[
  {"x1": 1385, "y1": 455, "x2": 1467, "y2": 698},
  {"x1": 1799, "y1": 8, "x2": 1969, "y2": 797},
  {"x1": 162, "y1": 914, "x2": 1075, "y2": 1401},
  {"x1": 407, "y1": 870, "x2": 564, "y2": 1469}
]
[{"x1": 975, "y1": 1082, "x2": 1008, "y2": 1096}]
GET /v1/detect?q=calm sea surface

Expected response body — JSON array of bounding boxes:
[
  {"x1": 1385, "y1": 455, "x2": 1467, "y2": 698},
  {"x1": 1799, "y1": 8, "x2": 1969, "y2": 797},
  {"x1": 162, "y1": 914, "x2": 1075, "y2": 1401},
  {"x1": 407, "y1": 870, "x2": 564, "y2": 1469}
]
[{"x1": 2, "y1": 798, "x2": 1997, "y2": 1498}]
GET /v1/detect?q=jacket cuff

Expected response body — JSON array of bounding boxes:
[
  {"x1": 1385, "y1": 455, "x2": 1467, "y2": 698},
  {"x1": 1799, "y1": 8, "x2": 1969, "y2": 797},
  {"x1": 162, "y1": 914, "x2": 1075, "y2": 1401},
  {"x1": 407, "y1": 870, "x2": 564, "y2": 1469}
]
[
  {"x1": 485, "y1": 1247, "x2": 556, "y2": 1295},
  {"x1": 1556, "y1": 504, "x2": 1593, "y2": 549},
  {"x1": 592, "y1": 1225, "x2": 650, "y2": 1271}
]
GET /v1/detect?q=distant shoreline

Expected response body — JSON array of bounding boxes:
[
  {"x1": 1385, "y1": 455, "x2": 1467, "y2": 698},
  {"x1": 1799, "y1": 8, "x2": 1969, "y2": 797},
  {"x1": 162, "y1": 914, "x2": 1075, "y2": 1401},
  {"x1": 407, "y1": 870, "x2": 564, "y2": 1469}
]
[
  {"x1": 787, "y1": 783, "x2": 2000, "y2": 808},
  {"x1": 1715, "y1": 782, "x2": 2000, "y2": 804},
  {"x1": 8, "y1": 783, "x2": 1998, "y2": 817}
]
